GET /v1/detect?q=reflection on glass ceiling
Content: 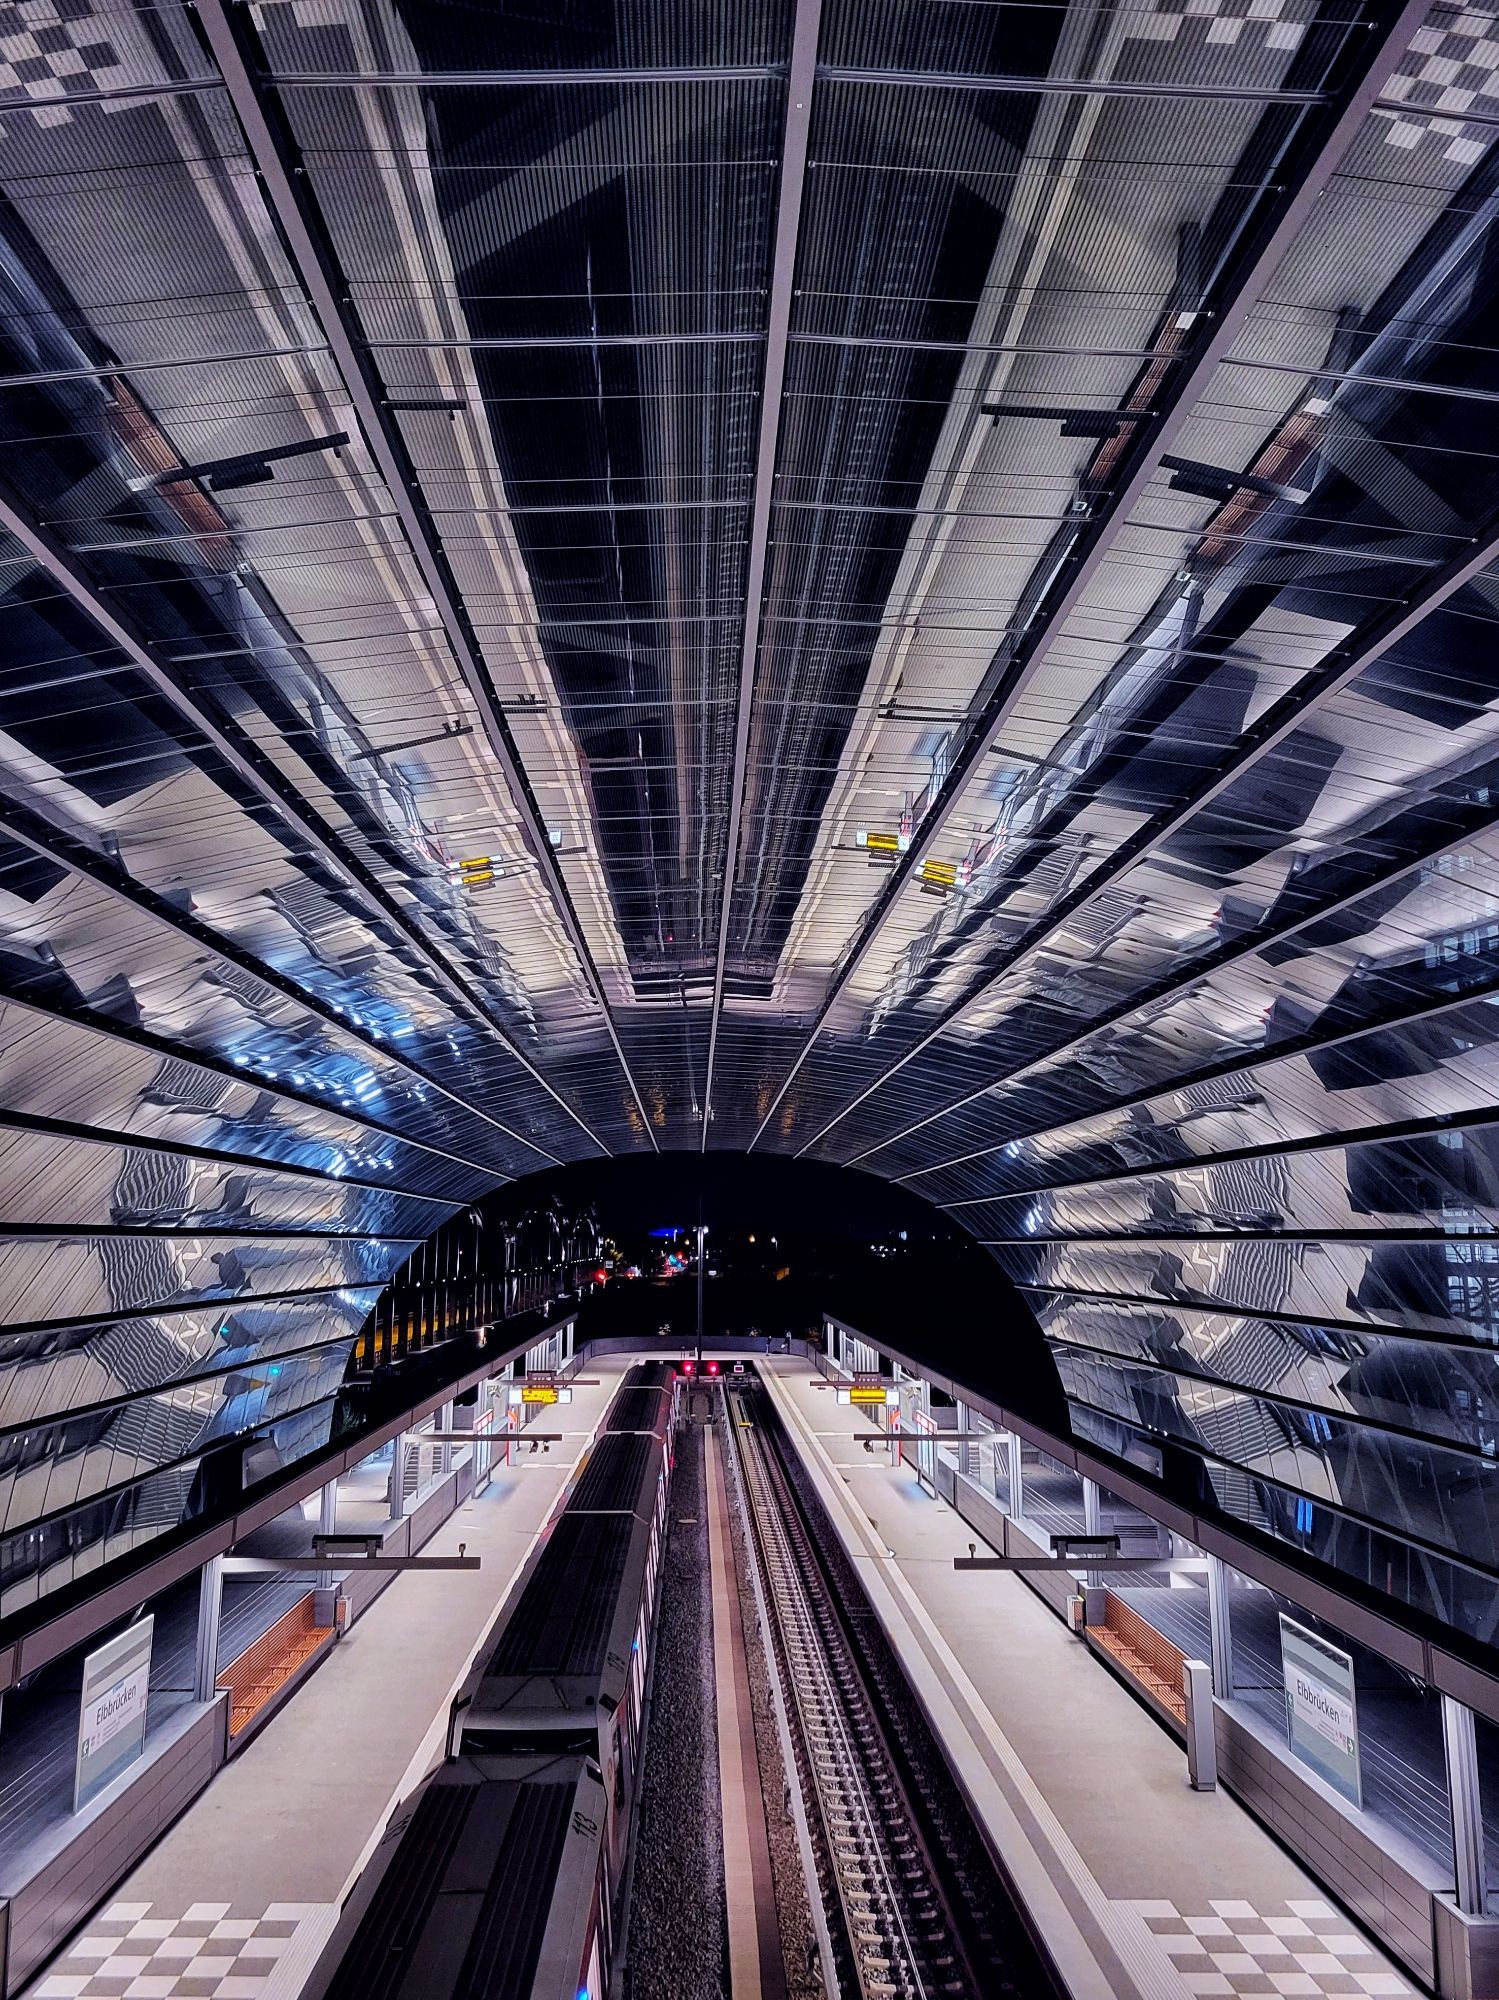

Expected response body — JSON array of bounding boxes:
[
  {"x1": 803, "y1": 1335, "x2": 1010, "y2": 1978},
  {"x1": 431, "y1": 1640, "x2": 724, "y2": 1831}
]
[{"x1": 1, "y1": 0, "x2": 1499, "y2": 1639}]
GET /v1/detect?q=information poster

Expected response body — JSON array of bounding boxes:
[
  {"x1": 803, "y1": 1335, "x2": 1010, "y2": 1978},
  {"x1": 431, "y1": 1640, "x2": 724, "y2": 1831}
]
[
  {"x1": 75, "y1": 1614, "x2": 154, "y2": 1812},
  {"x1": 1279, "y1": 1614, "x2": 1361, "y2": 1808}
]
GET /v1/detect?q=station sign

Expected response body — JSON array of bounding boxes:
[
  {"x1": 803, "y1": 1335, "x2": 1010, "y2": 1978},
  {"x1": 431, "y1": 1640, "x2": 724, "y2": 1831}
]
[
  {"x1": 1279, "y1": 1615, "x2": 1361, "y2": 1808},
  {"x1": 76, "y1": 1615, "x2": 154, "y2": 1811},
  {"x1": 838, "y1": 1377, "x2": 899, "y2": 1406},
  {"x1": 509, "y1": 1379, "x2": 572, "y2": 1407}
]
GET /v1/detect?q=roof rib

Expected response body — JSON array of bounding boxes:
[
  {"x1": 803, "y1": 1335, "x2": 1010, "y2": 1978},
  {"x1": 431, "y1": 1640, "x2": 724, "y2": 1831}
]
[
  {"x1": 698, "y1": 0, "x2": 825, "y2": 1145},
  {"x1": 748, "y1": 0, "x2": 1433, "y2": 1153},
  {"x1": 192, "y1": 0, "x2": 655, "y2": 1152}
]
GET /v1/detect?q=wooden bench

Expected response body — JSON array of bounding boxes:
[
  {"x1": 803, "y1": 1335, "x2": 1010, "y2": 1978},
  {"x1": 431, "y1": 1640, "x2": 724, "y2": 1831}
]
[
  {"x1": 1089, "y1": 1593, "x2": 1188, "y2": 1725},
  {"x1": 216, "y1": 1596, "x2": 335, "y2": 1737}
]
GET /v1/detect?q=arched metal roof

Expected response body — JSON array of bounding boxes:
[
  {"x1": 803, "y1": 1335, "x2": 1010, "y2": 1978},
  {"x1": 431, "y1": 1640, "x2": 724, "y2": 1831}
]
[{"x1": 0, "y1": 0, "x2": 1493, "y2": 1646}]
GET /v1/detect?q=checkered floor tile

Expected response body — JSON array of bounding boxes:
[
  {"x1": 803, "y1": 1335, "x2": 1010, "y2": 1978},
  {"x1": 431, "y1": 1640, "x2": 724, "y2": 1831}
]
[
  {"x1": 1121, "y1": 0, "x2": 1312, "y2": 55},
  {"x1": 1120, "y1": 1897, "x2": 1417, "y2": 1997},
  {"x1": 1373, "y1": 5, "x2": 1499, "y2": 166},
  {"x1": 0, "y1": 0, "x2": 162, "y2": 133},
  {"x1": 29, "y1": 1901, "x2": 335, "y2": 1999}
]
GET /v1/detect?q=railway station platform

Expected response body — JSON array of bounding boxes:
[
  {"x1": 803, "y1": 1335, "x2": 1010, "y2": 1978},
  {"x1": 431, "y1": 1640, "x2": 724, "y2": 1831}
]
[
  {"x1": 758, "y1": 1356, "x2": 1418, "y2": 2000},
  {"x1": 21, "y1": 1359, "x2": 631, "y2": 2000}
]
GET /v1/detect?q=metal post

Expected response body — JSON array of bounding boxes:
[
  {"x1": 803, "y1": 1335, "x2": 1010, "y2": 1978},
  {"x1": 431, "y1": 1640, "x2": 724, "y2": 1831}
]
[
  {"x1": 388, "y1": 1431, "x2": 409, "y2": 1518},
  {"x1": 318, "y1": 1477, "x2": 338, "y2": 1589},
  {"x1": 474, "y1": 1378, "x2": 490, "y2": 1487},
  {"x1": 957, "y1": 1398, "x2": 973, "y2": 1480},
  {"x1": 1082, "y1": 1476, "x2": 1103, "y2": 1587},
  {"x1": 1207, "y1": 1554, "x2": 1234, "y2": 1698},
  {"x1": 1443, "y1": 1694, "x2": 1488, "y2": 1916},
  {"x1": 195, "y1": 1555, "x2": 224, "y2": 1704},
  {"x1": 1184, "y1": 1660, "x2": 1217, "y2": 1791},
  {"x1": 1005, "y1": 1430, "x2": 1024, "y2": 1520}
]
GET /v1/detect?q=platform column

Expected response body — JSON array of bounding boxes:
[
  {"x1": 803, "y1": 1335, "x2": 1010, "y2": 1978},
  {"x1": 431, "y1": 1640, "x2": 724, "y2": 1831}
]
[
  {"x1": 999, "y1": 1432, "x2": 1023, "y2": 1520},
  {"x1": 1444, "y1": 1694, "x2": 1488, "y2": 1916},
  {"x1": 387, "y1": 1430, "x2": 409, "y2": 1517},
  {"x1": 194, "y1": 1554, "x2": 223, "y2": 1704},
  {"x1": 477, "y1": 1377, "x2": 494, "y2": 1486},
  {"x1": 1207, "y1": 1554, "x2": 1234, "y2": 1697},
  {"x1": 1082, "y1": 1475, "x2": 1104, "y2": 1585},
  {"x1": 317, "y1": 1476, "x2": 338, "y2": 1587}
]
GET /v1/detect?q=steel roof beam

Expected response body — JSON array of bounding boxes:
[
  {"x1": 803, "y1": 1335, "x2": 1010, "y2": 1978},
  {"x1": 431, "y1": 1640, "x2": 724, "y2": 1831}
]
[
  {"x1": 818, "y1": 65, "x2": 1327, "y2": 102},
  {"x1": 193, "y1": 0, "x2": 655, "y2": 1150},
  {"x1": 275, "y1": 66, "x2": 786, "y2": 87},
  {"x1": 896, "y1": 941, "x2": 1499, "y2": 1188},
  {"x1": 0, "y1": 792, "x2": 561, "y2": 1168},
  {"x1": 698, "y1": 0, "x2": 825, "y2": 1146},
  {"x1": 749, "y1": 0, "x2": 1432, "y2": 1150},
  {"x1": 800, "y1": 498, "x2": 1499, "y2": 1164},
  {"x1": 0, "y1": 484, "x2": 612, "y2": 1157}
]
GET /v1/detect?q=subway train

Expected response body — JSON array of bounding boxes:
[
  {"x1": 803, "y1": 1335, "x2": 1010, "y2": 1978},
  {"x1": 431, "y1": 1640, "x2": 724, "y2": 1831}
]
[{"x1": 301, "y1": 1362, "x2": 675, "y2": 2000}]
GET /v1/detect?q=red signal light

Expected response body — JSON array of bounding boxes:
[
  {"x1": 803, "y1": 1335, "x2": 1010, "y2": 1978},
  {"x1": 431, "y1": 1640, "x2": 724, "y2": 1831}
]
[
  {"x1": 679, "y1": 1360, "x2": 695, "y2": 1377},
  {"x1": 707, "y1": 1360, "x2": 720, "y2": 1376}
]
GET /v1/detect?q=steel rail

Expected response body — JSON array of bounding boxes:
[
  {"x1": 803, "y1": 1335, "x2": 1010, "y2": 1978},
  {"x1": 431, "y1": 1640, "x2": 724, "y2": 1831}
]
[
  {"x1": 193, "y1": 0, "x2": 656, "y2": 1149},
  {"x1": 729, "y1": 1396, "x2": 956, "y2": 1997},
  {"x1": 699, "y1": 0, "x2": 825, "y2": 1146},
  {"x1": 747, "y1": 0, "x2": 1432, "y2": 1152}
]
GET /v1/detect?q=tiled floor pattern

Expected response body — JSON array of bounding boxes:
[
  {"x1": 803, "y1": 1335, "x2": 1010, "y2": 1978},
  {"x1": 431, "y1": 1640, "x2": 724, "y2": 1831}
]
[
  {"x1": 30, "y1": 1902, "x2": 335, "y2": 1999},
  {"x1": 1122, "y1": 1898, "x2": 1418, "y2": 1998}
]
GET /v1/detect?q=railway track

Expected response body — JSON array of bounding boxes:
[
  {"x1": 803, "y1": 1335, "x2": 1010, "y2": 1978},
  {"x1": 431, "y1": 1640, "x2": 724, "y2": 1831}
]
[{"x1": 725, "y1": 1382, "x2": 986, "y2": 2000}]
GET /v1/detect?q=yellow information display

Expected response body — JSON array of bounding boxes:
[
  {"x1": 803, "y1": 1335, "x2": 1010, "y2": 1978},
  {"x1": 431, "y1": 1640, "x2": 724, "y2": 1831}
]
[
  {"x1": 849, "y1": 1386, "x2": 891, "y2": 1405},
  {"x1": 521, "y1": 1385, "x2": 560, "y2": 1405}
]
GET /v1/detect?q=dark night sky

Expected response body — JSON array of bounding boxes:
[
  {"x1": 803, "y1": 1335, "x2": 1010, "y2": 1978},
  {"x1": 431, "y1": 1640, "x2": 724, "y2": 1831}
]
[
  {"x1": 478, "y1": 1152, "x2": 1072, "y2": 1435},
  {"x1": 482, "y1": 1150, "x2": 964, "y2": 1241}
]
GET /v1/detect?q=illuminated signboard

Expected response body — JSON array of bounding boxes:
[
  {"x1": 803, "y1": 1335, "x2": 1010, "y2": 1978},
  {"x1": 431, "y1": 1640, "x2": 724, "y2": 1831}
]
[
  {"x1": 1280, "y1": 1616, "x2": 1361, "y2": 1807},
  {"x1": 521, "y1": 1385, "x2": 560, "y2": 1405},
  {"x1": 849, "y1": 1386, "x2": 893, "y2": 1405},
  {"x1": 76, "y1": 1617, "x2": 154, "y2": 1811}
]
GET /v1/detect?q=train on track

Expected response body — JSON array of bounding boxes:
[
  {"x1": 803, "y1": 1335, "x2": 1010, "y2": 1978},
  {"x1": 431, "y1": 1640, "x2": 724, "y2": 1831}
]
[{"x1": 301, "y1": 1361, "x2": 676, "y2": 2000}]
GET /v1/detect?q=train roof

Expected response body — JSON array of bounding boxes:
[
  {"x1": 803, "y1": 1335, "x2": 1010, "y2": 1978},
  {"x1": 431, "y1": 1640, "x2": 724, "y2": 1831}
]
[
  {"x1": 309, "y1": 1756, "x2": 600, "y2": 2000},
  {"x1": 482, "y1": 1512, "x2": 634, "y2": 1682},
  {"x1": 621, "y1": 1359, "x2": 674, "y2": 1388},
  {"x1": 568, "y1": 1429, "x2": 663, "y2": 1517},
  {"x1": 603, "y1": 1384, "x2": 671, "y2": 1435}
]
